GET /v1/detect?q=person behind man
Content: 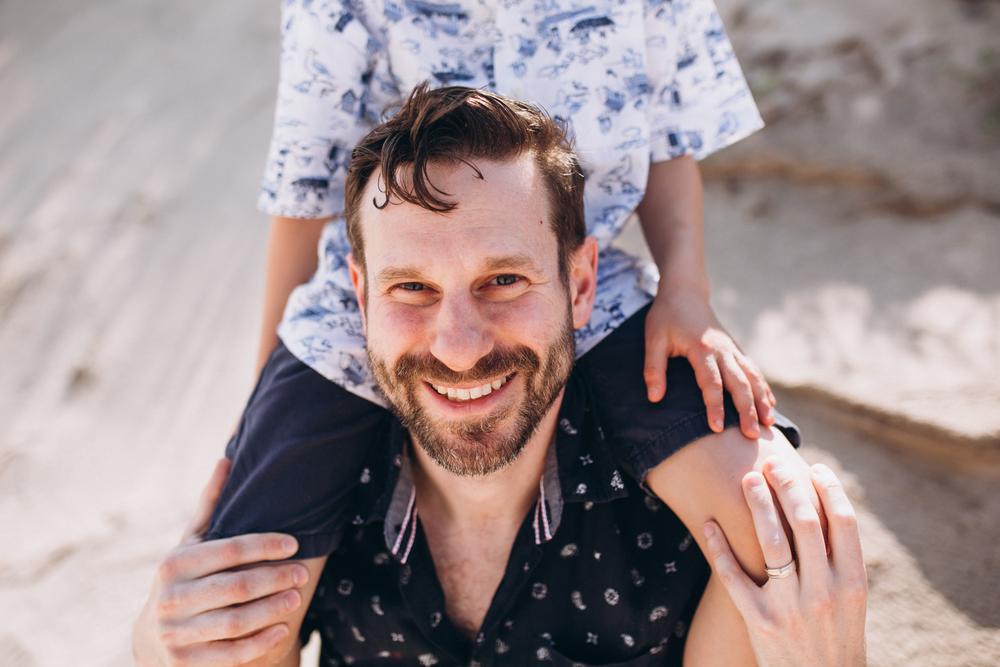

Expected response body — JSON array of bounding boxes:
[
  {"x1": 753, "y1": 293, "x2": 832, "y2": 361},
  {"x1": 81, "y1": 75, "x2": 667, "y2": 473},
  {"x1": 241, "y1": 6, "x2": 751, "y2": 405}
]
[{"x1": 133, "y1": 86, "x2": 867, "y2": 666}]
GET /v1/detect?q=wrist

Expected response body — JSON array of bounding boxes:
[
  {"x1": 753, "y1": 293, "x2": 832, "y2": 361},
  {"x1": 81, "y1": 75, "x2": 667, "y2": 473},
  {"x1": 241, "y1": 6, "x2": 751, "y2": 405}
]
[{"x1": 654, "y1": 271, "x2": 711, "y2": 302}]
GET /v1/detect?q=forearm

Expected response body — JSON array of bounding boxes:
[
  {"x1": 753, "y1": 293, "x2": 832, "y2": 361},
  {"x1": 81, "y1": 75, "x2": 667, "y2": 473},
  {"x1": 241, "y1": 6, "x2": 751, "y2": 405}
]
[
  {"x1": 635, "y1": 156, "x2": 709, "y2": 298},
  {"x1": 255, "y1": 215, "x2": 331, "y2": 374},
  {"x1": 683, "y1": 575, "x2": 757, "y2": 666}
]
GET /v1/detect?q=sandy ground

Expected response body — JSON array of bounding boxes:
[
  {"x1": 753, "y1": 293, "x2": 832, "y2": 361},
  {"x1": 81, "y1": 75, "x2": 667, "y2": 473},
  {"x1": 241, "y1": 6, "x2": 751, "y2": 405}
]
[{"x1": 1, "y1": 0, "x2": 998, "y2": 665}]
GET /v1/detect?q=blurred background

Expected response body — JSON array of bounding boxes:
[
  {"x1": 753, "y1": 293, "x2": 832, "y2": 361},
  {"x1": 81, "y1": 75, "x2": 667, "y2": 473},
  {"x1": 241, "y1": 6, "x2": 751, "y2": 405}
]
[{"x1": 1, "y1": 0, "x2": 998, "y2": 665}]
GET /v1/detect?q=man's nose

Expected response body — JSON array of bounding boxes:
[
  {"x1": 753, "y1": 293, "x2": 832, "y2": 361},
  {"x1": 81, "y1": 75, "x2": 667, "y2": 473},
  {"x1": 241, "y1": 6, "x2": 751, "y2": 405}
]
[{"x1": 429, "y1": 294, "x2": 494, "y2": 373}]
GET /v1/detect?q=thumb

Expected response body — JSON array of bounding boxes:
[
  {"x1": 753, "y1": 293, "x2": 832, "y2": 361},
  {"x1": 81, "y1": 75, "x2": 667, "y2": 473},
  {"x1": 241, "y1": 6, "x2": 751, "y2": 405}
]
[
  {"x1": 702, "y1": 522, "x2": 757, "y2": 617},
  {"x1": 643, "y1": 334, "x2": 669, "y2": 403},
  {"x1": 180, "y1": 457, "x2": 231, "y2": 545}
]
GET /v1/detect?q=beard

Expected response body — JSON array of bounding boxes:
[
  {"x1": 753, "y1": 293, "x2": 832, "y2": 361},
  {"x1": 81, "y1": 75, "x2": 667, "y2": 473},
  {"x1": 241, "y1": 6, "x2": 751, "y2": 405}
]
[{"x1": 368, "y1": 313, "x2": 575, "y2": 477}]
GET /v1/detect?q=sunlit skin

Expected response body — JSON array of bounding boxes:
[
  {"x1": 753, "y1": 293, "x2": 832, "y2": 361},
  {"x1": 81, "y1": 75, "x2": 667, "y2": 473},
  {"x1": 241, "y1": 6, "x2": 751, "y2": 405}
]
[
  {"x1": 348, "y1": 154, "x2": 598, "y2": 477},
  {"x1": 345, "y1": 153, "x2": 599, "y2": 636},
  {"x1": 131, "y1": 152, "x2": 862, "y2": 667}
]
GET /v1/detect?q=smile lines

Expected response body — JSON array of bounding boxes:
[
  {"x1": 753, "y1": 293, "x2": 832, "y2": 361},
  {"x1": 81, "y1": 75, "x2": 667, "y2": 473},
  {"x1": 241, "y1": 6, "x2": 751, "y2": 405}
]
[{"x1": 429, "y1": 374, "x2": 513, "y2": 402}]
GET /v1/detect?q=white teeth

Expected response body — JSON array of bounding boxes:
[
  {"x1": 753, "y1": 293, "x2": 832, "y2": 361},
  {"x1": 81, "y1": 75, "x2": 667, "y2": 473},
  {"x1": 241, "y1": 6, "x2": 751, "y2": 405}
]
[{"x1": 432, "y1": 374, "x2": 512, "y2": 401}]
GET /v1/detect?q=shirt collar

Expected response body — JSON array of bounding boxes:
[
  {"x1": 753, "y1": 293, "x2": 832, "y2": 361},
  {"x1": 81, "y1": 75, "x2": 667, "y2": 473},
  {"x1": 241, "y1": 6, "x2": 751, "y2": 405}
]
[{"x1": 362, "y1": 371, "x2": 628, "y2": 560}]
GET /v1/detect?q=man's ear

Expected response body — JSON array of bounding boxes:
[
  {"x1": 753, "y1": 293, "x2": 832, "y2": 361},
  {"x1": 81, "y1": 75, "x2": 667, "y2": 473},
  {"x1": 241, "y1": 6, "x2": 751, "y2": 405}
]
[
  {"x1": 568, "y1": 237, "x2": 599, "y2": 330},
  {"x1": 347, "y1": 253, "x2": 367, "y2": 330}
]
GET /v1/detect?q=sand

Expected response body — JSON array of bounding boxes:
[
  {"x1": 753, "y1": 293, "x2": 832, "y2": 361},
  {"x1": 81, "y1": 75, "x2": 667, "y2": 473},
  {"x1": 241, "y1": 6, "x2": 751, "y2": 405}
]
[{"x1": 1, "y1": 0, "x2": 998, "y2": 664}]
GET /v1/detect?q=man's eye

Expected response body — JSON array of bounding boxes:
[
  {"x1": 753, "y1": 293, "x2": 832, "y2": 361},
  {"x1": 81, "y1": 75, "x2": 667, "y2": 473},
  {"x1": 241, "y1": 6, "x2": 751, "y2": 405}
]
[
  {"x1": 492, "y1": 274, "x2": 521, "y2": 287},
  {"x1": 397, "y1": 282, "x2": 426, "y2": 291}
]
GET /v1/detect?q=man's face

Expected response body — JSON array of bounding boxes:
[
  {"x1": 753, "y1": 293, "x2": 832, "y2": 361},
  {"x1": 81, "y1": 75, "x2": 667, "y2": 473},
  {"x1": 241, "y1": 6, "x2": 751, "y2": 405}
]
[{"x1": 350, "y1": 154, "x2": 596, "y2": 476}]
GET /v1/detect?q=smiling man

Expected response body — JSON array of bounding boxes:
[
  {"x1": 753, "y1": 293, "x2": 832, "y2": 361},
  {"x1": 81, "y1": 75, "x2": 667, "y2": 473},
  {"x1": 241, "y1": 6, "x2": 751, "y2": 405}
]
[{"x1": 133, "y1": 86, "x2": 866, "y2": 667}]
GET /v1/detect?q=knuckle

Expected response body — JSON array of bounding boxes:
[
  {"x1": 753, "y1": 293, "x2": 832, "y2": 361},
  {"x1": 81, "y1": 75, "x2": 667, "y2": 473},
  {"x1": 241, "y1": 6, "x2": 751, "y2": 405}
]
[
  {"x1": 717, "y1": 565, "x2": 740, "y2": 588},
  {"x1": 806, "y1": 591, "x2": 835, "y2": 615},
  {"x1": 156, "y1": 555, "x2": 182, "y2": 583},
  {"x1": 821, "y1": 475, "x2": 844, "y2": 492},
  {"x1": 230, "y1": 573, "x2": 254, "y2": 600},
  {"x1": 778, "y1": 475, "x2": 798, "y2": 491},
  {"x1": 155, "y1": 589, "x2": 182, "y2": 618},
  {"x1": 696, "y1": 345, "x2": 717, "y2": 361},
  {"x1": 221, "y1": 612, "x2": 247, "y2": 638},
  {"x1": 732, "y1": 370, "x2": 753, "y2": 390},
  {"x1": 157, "y1": 622, "x2": 181, "y2": 649},
  {"x1": 792, "y1": 512, "x2": 823, "y2": 534},
  {"x1": 222, "y1": 540, "x2": 246, "y2": 563},
  {"x1": 843, "y1": 575, "x2": 869, "y2": 602},
  {"x1": 164, "y1": 646, "x2": 190, "y2": 667},
  {"x1": 830, "y1": 507, "x2": 858, "y2": 529}
]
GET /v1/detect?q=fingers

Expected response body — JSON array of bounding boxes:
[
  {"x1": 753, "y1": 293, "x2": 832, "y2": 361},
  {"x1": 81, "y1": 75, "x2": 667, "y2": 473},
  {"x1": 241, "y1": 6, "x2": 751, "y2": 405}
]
[
  {"x1": 735, "y1": 353, "x2": 775, "y2": 427},
  {"x1": 162, "y1": 589, "x2": 302, "y2": 646},
  {"x1": 691, "y1": 353, "x2": 725, "y2": 432},
  {"x1": 182, "y1": 458, "x2": 232, "y2": 544},
  {"x1": 702, "y1": 522, "x2": 757, "y2": 616},
  {"x1": 810, "y1": 464, "x2": 865, "y2": 583},
  {"x1": 718, "y1": 354, "x2": 760, "y2": 439},
  {"x1": 162, "y1": 563, "x2": 310, "y2": 618},
  {"x1": 763, "y1": 459, "x2": 829, "y2": 579},
  {"x1": 166, "y1": 624, "x2": 290, "y2": 667},
  {"x1": 159, "y1": 534, "x2": 299, "y2": 583},
  {"x1": 741, "y1": 472, "x2": 794, "y2": 572},
  {"x1": 643, "y1": 332, "x2": 669, "y2": 403}
]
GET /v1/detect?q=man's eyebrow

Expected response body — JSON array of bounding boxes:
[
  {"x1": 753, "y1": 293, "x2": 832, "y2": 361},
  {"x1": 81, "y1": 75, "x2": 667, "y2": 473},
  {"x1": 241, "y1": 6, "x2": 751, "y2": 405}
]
[
  {"x1": 482, "y1": 254, "x2": 544, "y2": 274},
  {"x1": 376, "y1": 255, "x2": 545, "y2": 284},
  {"x1": 375, "y1": 266, "x2": 428, "y2": 284}
]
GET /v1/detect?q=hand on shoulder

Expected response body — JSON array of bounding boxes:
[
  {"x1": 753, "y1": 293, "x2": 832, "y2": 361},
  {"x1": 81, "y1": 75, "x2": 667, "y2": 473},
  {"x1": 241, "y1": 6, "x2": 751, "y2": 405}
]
[
  {"x1": 704, "y1": 459, "x2": 868, "y2": 667},
  {"x1": 132, "y1": 459, "x2": 323, "y2": 667}
]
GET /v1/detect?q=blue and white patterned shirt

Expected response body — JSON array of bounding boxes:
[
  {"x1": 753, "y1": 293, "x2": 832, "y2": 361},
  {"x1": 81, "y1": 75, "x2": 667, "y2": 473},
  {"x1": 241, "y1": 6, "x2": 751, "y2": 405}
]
[{"x1": 260, "y1": 0, "x2": 763, "y2": 403}]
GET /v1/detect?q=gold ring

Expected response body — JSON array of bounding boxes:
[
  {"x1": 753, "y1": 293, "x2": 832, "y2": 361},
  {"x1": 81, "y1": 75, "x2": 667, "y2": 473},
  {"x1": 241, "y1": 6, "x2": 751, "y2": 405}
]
[{"x1": 765, "y1": 559, "x2": 797, "y2": 579}]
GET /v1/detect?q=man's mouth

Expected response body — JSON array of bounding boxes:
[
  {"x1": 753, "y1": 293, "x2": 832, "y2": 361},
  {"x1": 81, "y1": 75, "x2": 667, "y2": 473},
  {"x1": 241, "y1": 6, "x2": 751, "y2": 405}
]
[{"x1": 428, "y1": 373, "x2": 515, "y2": 402}]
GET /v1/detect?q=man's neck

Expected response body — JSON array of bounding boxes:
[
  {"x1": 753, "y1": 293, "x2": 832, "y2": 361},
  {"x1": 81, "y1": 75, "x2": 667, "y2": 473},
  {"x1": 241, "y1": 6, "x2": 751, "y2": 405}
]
[{"x1": 409, "y1": 391, "x2": 563, "y2": 531}]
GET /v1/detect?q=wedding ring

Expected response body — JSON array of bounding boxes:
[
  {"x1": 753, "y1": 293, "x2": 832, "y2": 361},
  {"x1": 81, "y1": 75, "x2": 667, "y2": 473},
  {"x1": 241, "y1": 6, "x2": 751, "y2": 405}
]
[{"x1": 765, "y1": 559, "x2": 797, "y2": 579}]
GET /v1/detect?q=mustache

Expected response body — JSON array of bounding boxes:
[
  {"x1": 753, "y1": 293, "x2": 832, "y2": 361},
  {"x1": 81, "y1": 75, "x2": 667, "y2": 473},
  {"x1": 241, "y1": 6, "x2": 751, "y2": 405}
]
[{"x1": 393, "y1": 346, "x2": 540, "y2": 386}]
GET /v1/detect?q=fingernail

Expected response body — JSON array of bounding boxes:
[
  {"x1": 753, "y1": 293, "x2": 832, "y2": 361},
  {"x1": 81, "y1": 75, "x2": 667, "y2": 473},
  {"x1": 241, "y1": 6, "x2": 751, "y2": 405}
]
[
  {"x1": 745, "y1": 473, "x2": 763, "y2": 488},
  {"x1": 282, "y1": 537, "x2": 298, "y2": 554},
  {"x1": 292, "y1": 566, "x2": 308, "y2": 586},
  {"x1": 702, "y1": 523, "x2": 716, "y2": 539}
]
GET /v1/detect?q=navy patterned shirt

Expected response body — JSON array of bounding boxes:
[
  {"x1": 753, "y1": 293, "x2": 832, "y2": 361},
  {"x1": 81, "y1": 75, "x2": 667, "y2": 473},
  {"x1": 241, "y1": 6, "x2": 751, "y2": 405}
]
[{"x1": 300, "y1": 373, "x2": 711, "y2": 665}]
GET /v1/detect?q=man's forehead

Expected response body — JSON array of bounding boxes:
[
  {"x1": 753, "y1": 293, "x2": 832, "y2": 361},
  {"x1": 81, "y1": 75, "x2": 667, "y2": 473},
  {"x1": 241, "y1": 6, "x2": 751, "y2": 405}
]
[{"x1": 359, "y1": 154, "x2": 558, "y2": 274}]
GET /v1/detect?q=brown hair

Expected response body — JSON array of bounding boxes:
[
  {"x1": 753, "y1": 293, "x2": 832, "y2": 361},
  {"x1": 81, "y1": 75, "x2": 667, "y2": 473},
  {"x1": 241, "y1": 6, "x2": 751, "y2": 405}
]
[{"x1": 344, "y1": 83, "x2": 586, "y2": 278}]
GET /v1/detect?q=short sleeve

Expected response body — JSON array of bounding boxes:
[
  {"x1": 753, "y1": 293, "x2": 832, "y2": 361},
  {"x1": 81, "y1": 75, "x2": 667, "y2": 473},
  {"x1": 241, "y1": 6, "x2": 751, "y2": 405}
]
[
  {"x1": 257, "y1": 0, "x2": 383, "y2": 219},
  {"x1": 644, "y1": 0, "x2": 764, "y2": 163}
]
